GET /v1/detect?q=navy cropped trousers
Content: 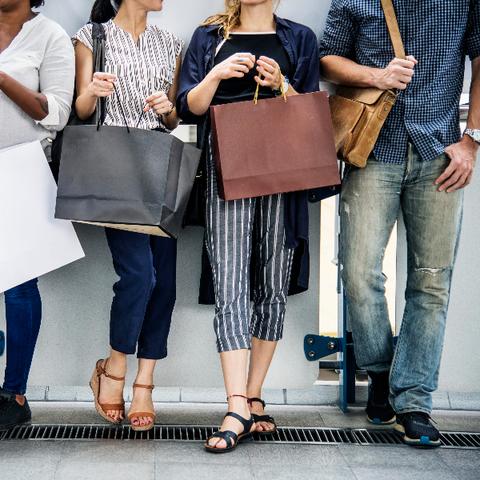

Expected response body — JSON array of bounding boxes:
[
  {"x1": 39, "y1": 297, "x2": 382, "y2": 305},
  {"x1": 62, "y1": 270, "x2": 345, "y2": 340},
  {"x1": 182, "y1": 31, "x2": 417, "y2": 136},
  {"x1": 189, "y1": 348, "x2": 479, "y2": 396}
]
[{"x1": 105, "y1": 228, "x2": 177, "y2": 360}]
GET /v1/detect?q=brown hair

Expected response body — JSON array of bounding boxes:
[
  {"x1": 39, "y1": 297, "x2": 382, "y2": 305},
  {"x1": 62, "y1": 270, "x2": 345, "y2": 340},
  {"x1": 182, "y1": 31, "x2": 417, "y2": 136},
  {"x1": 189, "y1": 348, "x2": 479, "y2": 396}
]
[{"x1": 203, "y1": 0, "x2": 279, "y2": 39}]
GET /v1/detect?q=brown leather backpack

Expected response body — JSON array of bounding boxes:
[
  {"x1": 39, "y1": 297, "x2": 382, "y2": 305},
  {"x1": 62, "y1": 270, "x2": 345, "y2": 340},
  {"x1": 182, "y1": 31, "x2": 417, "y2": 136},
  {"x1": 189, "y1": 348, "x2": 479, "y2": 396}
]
[{"x1": 329, "y1": 0, "x2": 406, "y2": 168}]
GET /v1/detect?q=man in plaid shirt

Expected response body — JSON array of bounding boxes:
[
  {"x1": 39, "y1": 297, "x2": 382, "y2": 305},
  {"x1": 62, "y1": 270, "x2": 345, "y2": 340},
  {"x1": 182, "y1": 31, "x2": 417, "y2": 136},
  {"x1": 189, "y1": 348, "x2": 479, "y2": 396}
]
[{"x1": 320, "y1": 0, "x2": 480, "y2": 447}]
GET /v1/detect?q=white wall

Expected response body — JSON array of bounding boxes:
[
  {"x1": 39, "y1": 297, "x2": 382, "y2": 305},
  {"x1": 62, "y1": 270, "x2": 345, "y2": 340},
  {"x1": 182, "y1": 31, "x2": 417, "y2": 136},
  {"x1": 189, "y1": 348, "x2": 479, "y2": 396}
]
[
  {"x1": 0, "y1": 0, "x2": 477, "y2": 394},
  {"x1": 0, "y1": 0, "x2": 330, "y2": 390}
]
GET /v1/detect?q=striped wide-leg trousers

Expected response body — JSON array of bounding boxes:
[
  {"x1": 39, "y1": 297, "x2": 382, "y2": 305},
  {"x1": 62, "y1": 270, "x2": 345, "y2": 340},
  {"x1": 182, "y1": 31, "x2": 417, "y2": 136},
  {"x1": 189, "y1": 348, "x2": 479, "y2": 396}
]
[{"x1": 205, "y1": 137, "x2": 295, "y2": 353}]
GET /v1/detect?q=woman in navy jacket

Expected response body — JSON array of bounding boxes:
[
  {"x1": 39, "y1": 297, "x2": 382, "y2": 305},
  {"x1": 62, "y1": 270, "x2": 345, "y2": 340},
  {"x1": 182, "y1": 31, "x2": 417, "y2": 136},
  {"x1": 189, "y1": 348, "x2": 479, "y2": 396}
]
[{"x1": 177, "y1": 0, "x2": 321, "y2": 454}]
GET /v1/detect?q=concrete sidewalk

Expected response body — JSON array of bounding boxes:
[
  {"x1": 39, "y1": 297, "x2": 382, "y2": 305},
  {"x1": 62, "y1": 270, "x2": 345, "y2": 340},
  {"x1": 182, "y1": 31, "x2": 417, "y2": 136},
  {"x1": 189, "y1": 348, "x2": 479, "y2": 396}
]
[{"x1": 0, "y1": 403, "x2": 479, "y2": 480}]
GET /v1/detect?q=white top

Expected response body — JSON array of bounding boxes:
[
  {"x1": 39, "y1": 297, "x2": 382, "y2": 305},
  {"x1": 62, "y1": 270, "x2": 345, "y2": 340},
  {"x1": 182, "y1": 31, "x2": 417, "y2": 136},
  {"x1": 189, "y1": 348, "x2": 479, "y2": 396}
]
[
  {"x1": 0, "y1": 14, "x2": 74, "y2": 150},
  {"x1": 74, "y1": 20, "x2": 183, "y2": 131}
]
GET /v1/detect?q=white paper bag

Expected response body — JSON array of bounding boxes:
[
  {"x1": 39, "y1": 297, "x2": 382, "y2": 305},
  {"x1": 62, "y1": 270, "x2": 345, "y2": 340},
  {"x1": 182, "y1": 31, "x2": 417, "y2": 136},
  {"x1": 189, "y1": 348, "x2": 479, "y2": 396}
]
[{"x1": 0, "y1": 141, "x2": 85, "y2": 293}]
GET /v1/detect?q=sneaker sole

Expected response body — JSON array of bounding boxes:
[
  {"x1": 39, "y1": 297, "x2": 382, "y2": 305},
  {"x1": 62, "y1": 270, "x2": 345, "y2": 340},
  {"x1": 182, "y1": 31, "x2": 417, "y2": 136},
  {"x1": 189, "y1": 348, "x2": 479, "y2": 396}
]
[
  {"x1": 394, "y1": 423, "x2": 441, "y2": 448},
  {"x1": 367, "y1": 415, "x2": 396, "y2": 426},
  {"x1": 0, "y1": 418, "x2": 31, "y2": 431}
]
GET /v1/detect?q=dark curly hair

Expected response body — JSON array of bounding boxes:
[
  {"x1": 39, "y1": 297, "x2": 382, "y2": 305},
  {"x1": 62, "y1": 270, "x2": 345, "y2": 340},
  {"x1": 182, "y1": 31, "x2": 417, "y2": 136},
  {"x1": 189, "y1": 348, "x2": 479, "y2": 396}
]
[{"x1": 31, "y1": 0, "x2": 45, "y2": 7}]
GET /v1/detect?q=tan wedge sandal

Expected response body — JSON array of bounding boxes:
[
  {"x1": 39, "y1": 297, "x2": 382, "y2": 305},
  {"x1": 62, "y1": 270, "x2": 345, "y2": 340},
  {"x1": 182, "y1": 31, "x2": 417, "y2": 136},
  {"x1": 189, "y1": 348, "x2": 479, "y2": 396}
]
[
  {"x1": 128, "y1": 383, "x2": 155, "y2": 432},
  {"x1": 89, "y1": 358, "x2": 125, "y2": 425}
]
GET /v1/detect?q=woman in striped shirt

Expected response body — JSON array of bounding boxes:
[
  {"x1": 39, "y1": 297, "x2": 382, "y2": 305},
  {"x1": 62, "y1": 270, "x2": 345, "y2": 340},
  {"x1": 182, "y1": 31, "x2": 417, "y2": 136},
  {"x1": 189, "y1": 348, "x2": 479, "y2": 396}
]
[{"x1": 74, "y1": 0, "x2": 183, "y2": 432}]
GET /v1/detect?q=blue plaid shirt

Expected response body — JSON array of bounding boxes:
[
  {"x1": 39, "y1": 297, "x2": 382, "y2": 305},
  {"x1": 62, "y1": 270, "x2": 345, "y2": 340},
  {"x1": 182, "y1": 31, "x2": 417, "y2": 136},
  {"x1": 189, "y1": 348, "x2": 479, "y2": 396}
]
[{"x1": 320, "y1": 0, "x2": 480, "y2": 164}]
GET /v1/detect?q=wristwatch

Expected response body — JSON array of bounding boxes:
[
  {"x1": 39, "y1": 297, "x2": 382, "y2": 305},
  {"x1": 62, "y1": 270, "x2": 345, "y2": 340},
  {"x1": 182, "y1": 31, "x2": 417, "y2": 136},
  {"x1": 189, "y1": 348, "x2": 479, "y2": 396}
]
[{"x1": 464, "y1": 128, "x2": 480, "y2": 145}]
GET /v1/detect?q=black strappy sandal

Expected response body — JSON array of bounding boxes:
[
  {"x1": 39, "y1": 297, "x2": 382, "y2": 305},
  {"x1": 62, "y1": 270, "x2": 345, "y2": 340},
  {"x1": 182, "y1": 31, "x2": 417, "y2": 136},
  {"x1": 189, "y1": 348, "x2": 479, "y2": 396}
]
[
  {"x1": 205, "y1": 395, "x2": 255, "y2": 454},
  {"x1": 248, "y1": 397, "x2": 278, "y2": 435}
]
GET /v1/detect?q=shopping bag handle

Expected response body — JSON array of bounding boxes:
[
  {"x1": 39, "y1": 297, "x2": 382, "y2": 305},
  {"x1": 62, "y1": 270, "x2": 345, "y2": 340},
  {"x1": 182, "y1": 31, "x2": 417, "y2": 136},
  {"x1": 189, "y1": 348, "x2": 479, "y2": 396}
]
[
  {"x1": 96, "y1": 84, "x2": 146, "y2": 133},
  {"x1": 253, "y1": 76, "x2": 288, "y2": 105}
]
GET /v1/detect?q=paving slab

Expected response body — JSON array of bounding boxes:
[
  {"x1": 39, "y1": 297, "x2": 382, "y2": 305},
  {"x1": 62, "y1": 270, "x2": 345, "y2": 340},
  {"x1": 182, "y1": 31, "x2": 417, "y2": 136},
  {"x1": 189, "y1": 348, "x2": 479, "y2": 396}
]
[
  {"x1": 245, "y1": 443, "x2": 349, "y2": 468},
  {"x1": 351, "y1": 466, "x2": 459, "y2": 480},
  {"x1": 153, "y1": 440, "x2": 251, "y2": 466},
  {"x1": 55, "y1": 460, "x2": 155, "y2": 480},
  {"x1": 0, "y1": 460, "x2": 58, "y2": 480},
  {"x1": 61, "y1": 440, "x2": 155, "y2": 464},
  {"x1": 154, "y1": 462, "x2": 254, "y2": 480},
  {"x1": 338, "y1": 444, "x2": 448, "y2": 469},
  {"x1": 250, "y1": 465, "x2": 357, "y2": 480}
]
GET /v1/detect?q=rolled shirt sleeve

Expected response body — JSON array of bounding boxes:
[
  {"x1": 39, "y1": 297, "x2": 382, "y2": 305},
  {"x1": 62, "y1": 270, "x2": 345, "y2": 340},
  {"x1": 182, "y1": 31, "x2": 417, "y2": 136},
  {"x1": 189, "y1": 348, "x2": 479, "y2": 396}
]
[
  {"x1": 37, "y1": 29, "x2": 75, "y2": 131},
  {"x1": 319, "y1": 0, "x2": 357, "y2": 60},
  {"x1": 466, "y1": 0, "x2": 480, "y2": 60},
  {"x1": 176, "y1": 26, "x2": 210, "y2": 126}
]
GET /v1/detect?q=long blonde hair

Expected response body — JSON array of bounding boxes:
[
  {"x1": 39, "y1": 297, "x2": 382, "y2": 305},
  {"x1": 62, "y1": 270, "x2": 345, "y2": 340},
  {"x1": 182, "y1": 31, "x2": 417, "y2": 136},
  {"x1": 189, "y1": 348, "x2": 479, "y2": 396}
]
[{"x1": 203, "y1": 0, "x2": 279, "y2": 39}]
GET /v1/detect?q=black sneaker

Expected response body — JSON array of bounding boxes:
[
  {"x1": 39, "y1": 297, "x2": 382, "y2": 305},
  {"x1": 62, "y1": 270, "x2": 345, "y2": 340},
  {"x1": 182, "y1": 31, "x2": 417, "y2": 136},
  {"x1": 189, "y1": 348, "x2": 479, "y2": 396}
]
[
  {"x1": 0, "y1": 388, "x2": 32, "y2": 430},
  {"x1": 395, "y1": 412, "x2": 441, "y2": 448},
  {"x1": 366, "y1": 370, "x2": 396, "y2": 425}
]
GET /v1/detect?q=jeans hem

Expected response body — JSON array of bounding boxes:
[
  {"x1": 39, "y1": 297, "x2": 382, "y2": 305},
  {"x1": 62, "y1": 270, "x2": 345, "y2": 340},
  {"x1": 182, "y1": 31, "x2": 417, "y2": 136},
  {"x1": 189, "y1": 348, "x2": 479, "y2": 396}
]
[{"x1": 394, "y1": 407, "x2": 432, "y2": 415}]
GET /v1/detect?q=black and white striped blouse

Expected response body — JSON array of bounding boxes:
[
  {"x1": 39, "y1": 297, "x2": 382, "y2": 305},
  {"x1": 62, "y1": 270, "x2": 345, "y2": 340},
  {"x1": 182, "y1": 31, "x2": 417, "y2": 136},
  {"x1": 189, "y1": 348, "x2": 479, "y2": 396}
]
[{"x1": 74, "y1": 20, "x2": 183, "y2": 131}]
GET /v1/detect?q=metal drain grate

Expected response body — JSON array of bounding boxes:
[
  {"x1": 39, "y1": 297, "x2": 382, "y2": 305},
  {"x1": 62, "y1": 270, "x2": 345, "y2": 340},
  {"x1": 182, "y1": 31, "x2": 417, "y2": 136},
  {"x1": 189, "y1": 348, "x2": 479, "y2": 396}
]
[{"x1": 1, "y1": 424, "x2": 479, "y2": 449}]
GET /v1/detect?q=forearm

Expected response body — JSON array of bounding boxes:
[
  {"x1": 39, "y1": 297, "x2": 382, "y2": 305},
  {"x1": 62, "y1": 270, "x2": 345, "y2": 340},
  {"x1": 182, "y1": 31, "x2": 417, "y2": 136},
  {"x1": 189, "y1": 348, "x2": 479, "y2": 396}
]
[
  {"x1": 162, "y1": 109, "x2": 180, "y2": 130},
  {"x1": 320, "y1": 55, "x2": 382, "y2": 88},
  {"x1": 0, "y1": 71, "x2": 49, "y2": 121},
  {"x1": 467, "y1": 58, "x2": 480, "y2": 131},
  {"x1": 186, "y1": 70, "x2": 221, "y2": 116},
  {"x1": 75, "y1": 91, "x2": 98, "y2": 121}
]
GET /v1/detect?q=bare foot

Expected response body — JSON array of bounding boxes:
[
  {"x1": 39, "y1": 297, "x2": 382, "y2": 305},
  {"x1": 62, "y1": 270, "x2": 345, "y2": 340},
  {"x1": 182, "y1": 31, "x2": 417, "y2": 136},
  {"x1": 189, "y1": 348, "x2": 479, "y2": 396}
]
[
  {"x1": 97, "y1": 358, "x2": 126, "y2": 422},
  {"x1": 248, "y1": 398, "x2": 276, "y2": 432},
  {"x1": 129, "y1": 385, "x2": 155, "y2": 428},
  {"x1": 207, "y1": 397, "x2": 255, "y2": 450}
]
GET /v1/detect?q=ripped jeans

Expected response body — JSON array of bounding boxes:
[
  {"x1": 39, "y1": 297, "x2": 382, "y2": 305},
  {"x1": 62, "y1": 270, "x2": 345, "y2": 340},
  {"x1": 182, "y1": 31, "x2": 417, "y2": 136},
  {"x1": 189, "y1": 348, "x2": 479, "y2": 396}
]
[{"x1": 340, "y1": 145, "x2": 463, "y2": 414}]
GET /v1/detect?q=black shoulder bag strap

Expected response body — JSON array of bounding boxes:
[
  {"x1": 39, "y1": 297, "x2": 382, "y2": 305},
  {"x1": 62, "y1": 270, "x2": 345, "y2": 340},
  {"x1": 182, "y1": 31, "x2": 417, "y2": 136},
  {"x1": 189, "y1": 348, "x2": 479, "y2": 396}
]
[{"x1": 91, "y1": 22, "x2": 107, "y2": 126}]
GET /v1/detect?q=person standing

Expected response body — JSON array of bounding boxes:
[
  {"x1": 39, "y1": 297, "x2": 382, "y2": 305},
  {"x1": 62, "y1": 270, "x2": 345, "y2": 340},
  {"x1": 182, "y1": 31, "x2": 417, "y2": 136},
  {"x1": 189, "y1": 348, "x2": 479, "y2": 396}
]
[
  {"x1": 74, "y1": 0, "x2": 183, "y2": 431},
  {"x1": 0, "y1": 0, "x2": 74, "y2": 429},
  {"x1": 320, "y1": 0, "x2": 480, "y2": 447},
  {"x1": 177, "y1": 0, "x2": 320, "y2": 453}
]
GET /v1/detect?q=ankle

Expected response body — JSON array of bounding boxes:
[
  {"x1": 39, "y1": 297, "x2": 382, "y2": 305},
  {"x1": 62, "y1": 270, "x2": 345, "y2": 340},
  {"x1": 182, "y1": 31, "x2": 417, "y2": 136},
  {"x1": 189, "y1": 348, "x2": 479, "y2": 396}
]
[
  {"x1": 107, "y1": 354, "x2": 127, "y2": 376},
  {"x1": 134, "y1": 374, "x2": 154, "y2": 386},
  {"x1": 15, "y1": 395, "x2": 26, "y2": 406},
  {"x1": 246, "y1": 391, "x2": 262, "y2": 401},
  {"x1": 227, "y1": 397, "x2": 250, "y2": 414}
]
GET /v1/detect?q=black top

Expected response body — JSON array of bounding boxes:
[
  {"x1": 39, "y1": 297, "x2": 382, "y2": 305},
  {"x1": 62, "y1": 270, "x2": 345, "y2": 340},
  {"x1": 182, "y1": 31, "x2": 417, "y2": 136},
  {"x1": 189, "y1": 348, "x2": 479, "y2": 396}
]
[{"x1": 212, "y1": 33, "x2": 292, "y2": 105}]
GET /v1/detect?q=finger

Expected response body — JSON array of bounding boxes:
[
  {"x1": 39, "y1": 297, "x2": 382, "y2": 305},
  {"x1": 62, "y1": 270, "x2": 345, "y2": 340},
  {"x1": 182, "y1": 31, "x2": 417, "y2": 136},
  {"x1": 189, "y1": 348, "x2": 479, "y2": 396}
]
[
  {"x1": 94, "y1": 72, "x2": 117, "y2": 82},
  {"x1": 438, "y1": 171, "x2": 462, "y2": 192},
  {"x1": 464, "y1": 172, "x2": 474, "y2": 187},
  {"x1": 406, "y1": 55, "x2": 419, "y2": 65},
  {"x1": 94, "y1": 79, "x2": 115, "y2": 90},
  {"x1": 153, "y1": 103, "x2": 172, "y2": 114},
  {"x1": 232, "y1": 64, "x2": 250, "y2": 74},
  {"x1": 146, "y1": 92, "x2": 167, "y2": 103},
  {"x1": 259, "y1": 56, "x2": 279, "y2": 69},
  {"x1": 150, "y1": 96, "x2": 171, "y2": 107},
  {"x1": 392, "y1": 58, "x2": 416, "y2": 69},
  {"x1": 399, "y1": 75, "x2": 414, "y2": 84},
  {"x1": 257, "y1": 59, "x2": 276, "y2": 73},
  {"x1": 435, "y1": 163, "x2": 456, "y2": 185},
  {"x1": 235, "y1": 52, "x2": 255, "y2": 68},
  {"x1": 254, "y1": 75, "x2": 270, "y2": 87},
  {"x1": 235, "y1": 52, "x2": 255, "y2": 62},
  {"x1": 446, "y1": 173, "x2": 469, "y2": 193},
  {"x1": 234, "y1": 58, "x2": 254, "y2": 70},
  {"x1": 256, "y1": 66, "x2": 274, "y2": 80}
]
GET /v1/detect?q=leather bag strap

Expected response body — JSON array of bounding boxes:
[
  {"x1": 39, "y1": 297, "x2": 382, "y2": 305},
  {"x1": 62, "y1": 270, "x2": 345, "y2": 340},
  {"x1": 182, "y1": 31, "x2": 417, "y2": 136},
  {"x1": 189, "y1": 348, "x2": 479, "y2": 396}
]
[
  {"x1": 380, "y1": 0, "x2": 406, "y2": 59},
  {"x1": 91, "y1": 22, "x2": 107, "y2": 126}
]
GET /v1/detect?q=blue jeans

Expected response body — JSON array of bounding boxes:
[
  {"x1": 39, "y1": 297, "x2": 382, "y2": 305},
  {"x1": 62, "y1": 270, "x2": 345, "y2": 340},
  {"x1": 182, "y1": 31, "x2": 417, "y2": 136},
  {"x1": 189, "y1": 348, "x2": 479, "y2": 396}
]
[
  {"x1": 340, "y1": 145, "x2": 463, "y2": 414},
  {"x1": 2, "y1": 279, "x2": 42, "y2": 396}
]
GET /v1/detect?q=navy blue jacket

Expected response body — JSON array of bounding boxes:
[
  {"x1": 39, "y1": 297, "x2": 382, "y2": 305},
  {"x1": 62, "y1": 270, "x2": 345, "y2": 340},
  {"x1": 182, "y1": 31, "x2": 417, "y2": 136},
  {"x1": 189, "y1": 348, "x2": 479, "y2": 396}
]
[{"x1": 177, "y1": 16, "x2": 338, "y2": 302}]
